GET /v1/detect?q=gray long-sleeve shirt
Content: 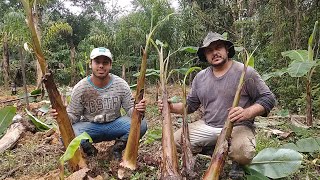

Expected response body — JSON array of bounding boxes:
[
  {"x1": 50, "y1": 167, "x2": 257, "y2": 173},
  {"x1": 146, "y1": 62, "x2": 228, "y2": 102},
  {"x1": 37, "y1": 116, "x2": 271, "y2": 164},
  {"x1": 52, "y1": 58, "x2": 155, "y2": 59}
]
[
  {"x1": 67, "y1": 74, "x2": 134, "y2": 124},
  {"x1": 187, "y1": 61, "x2": 276, "y2": 128}
]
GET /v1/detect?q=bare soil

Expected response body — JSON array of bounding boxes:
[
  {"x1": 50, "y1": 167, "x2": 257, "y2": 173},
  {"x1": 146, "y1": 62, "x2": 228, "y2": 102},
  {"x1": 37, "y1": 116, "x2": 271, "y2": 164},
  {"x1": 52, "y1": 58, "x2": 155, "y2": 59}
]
[{"x1": 0, "y1": 84, "x2": 319, "y2": 179}]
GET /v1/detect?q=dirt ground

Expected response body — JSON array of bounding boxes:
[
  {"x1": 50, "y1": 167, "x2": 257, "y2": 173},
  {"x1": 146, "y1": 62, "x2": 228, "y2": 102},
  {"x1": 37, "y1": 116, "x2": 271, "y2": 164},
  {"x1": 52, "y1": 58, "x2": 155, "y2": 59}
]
[{"x1": 0, "y1": 84, "x2": 319, "y2": 179}]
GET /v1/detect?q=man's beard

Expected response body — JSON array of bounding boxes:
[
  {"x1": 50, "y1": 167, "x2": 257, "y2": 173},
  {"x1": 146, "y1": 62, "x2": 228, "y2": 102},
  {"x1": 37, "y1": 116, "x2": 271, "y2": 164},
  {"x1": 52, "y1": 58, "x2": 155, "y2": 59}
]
[
  {"x1": 92, "y1": 71, "x2": 108, "y2": 80},
  {"x1": 210, "y1": 57, "x2": 228, "y2": 67}
]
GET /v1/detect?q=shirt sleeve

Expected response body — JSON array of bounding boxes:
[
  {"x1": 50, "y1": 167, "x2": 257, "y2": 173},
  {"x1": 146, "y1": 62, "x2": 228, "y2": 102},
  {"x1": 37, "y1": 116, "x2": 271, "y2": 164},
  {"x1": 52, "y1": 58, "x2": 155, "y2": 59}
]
[
  {"x1": 66, "y1": 86, "x2": 83, "y2": 124},
  {"x1": 187, "y1": 74, "x2": 201, "y2": 113},
  {"x1": 121, "y1": 82, "x2": 134, "y2": 117},
  {"x1": 245, "y1": 68, "x2": 276, "y2": 116}
]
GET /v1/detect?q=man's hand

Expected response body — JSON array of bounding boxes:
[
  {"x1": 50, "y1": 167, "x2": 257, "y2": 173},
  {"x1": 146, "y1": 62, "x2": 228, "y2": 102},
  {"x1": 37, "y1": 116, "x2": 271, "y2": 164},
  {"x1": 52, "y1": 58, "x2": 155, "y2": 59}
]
[
  {"x1": 229, "y1": 104, "x2": 265, "y2": 122},
  {"x1": 157, "y1": 99, "x2": 164, "y2": 113},
  {"x1": 157, "y1": 99, "x2": 172, "y2": 113},
  {"x1": 135, "y1": 98, "x2": 147, "y2": 112},
  {"x1": 50, "y1": 108, "x2": 58, "y2": 120},
  {"x1": 228, "y1": 106, "x2": 252, "y2": 122}
]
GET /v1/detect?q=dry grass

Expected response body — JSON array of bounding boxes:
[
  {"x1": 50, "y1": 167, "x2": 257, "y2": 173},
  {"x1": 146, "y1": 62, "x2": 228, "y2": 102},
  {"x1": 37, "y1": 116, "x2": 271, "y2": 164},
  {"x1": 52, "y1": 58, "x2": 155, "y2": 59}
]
[{"x1": 1, "y1": 84, "x2": 319, "y2": 179}]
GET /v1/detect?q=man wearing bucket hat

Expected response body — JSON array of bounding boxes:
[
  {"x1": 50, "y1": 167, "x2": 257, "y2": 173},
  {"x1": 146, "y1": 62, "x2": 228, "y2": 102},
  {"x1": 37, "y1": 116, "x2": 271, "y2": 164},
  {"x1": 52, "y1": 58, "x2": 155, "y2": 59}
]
[
  {"x1": 51, "y1": 47, "x2": 147, "y2": 160},
  {"x1": 158, "y1": 32, "x2": 275, "y2": 178}
]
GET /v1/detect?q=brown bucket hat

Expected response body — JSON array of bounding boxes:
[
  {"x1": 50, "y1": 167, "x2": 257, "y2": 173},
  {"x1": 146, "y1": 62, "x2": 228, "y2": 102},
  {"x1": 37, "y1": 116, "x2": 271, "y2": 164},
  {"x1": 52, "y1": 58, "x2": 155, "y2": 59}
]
[{"x1": 197, "y1": 32, "x2": 235, "y2": 62}]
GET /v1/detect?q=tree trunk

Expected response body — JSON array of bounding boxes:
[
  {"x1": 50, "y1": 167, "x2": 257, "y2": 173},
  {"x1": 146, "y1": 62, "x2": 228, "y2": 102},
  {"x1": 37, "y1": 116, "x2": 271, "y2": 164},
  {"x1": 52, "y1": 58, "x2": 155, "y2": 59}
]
[
  {"x1": 33, "y1": 4, "x2": 43, "y2": 88},
  {"x1": 2, "y1": 33, "x2": 10, "y2": 89},
  {"x1": 70, "y1": 41, "x2": 76, "y2": 86},
  {"x1": 306, "y1": 79, "x2": 312, "y2": 126},
  {"x1": 122, "y1": 64, "x2": 126, "y2": 80},
  {"x1": 19, "y1": 46, "x2": 29, "y2": 110},
  {"x1": 43, "y1": 72, "x2": 86, "y2": 171},
  {"x1": 293, "y1": 0, "x2": 301, "y2": 49},
  {"x1": 0, "y1": 122, "x2": 25, "y2": 154}
]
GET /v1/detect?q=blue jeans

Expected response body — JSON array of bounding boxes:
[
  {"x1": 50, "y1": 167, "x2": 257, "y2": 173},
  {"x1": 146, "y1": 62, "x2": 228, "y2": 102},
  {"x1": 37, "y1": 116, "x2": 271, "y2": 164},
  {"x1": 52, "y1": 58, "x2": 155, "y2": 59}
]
[{"x1": 73, "y1": 116, "x2": 148, "y2": 143}]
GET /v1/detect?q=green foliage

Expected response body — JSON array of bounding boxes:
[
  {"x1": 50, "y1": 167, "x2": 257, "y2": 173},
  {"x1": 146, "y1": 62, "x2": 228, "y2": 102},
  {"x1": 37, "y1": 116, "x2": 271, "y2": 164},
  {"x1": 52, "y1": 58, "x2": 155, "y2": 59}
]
[
  {"x1": 281, "y1": 137, "x2": 320, "y2": 153},
  {"x1": 179, "y1": 46, "x2": 198, "y2": 53},
  {"x1": 44, "y1": 22, "x2": 72, "y2": 44},
  {"x1": 144, "y1": 127, "x2": 162, "y2": 145},
  {"x1": 59, "y1": 132, "x2": 92, "y2": 179},
  {"x1": 77, "y1": 61, "x2": 86, "y2": 78},
  {"x1": 25, "y1": 109, "x2": 51, "y2": 131},
  {"x1": 0, "y1": 106, "x2": 16, "y2": 137},
  {"x1": 59, "y1": 132, "x2": 92, "y2": 163},
  {"x1": 38, "y1": 104, "x2": 50, "y2": 114},
  {"x1": 244, "y1": 167, "x2": 269, "y2": 180},
  {"x1": 168, "y1": 96, "x2": 181, "y2": 103},
  {"x1": 248, "y1": 148, "x2": 303, "y2": 179},
  {"x1": 255, "y1": 131, "x2": 281, "y2": 153},
  {"x1": 287, "y1": 60, "x2": 316, "y2": 77},
  {"x1": 133, "y1": 69, "x2": 160, "y2": 78},
  {"x1": 281, "y1": 50, "x2": 309, "y2": 62},
  {"x1": 262, "y1": 68, "x2": 287, "y2": 81},
  {"x1": 30, "y1": 89, "x2": 41, "y2": 95}
]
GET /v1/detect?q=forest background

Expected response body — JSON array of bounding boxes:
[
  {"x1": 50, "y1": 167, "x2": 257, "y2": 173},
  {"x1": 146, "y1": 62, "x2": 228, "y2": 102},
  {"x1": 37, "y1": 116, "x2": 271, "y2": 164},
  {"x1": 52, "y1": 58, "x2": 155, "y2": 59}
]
[{"x1": 1, "y1": 0, "x2": 320, "y2": 119}]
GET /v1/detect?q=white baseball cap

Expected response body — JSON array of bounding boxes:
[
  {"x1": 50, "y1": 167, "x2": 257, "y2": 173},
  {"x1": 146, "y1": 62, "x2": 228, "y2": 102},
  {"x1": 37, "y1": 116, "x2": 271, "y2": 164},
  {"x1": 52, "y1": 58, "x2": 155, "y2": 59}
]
[{"x1": 90, "y1": 47, "x2": 113, "y2": 61}]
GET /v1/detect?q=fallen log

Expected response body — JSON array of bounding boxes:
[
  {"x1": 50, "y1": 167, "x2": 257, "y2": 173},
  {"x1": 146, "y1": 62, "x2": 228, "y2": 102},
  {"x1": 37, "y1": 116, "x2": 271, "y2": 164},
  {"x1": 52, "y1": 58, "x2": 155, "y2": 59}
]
[
  {"x1": 0, "y1": 122, "x2": 26, "y2": 154},
  {"x1": 0, "y1": 94, "x2": 42, "y2": 104}
]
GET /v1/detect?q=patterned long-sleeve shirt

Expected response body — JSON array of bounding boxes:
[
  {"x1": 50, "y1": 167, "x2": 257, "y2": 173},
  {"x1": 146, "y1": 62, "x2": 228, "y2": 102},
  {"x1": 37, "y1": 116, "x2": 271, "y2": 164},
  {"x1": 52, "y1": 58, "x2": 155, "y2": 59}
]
[{"x1": 66, "y1": 74, "x2": 134, "y2": 124}]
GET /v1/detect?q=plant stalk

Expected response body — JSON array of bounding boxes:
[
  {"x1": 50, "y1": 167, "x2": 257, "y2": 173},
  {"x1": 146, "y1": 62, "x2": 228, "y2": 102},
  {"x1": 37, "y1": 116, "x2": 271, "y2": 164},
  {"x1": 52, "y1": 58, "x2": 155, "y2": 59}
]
[
  {"x1": 120, "y1": 48, "x2": 147, "y2": 170},
  {"x1": 120, "y1": 13, "x2": 176, "y2": 171},
  {"x1": 180, "y1": 67, "x2": 201, "y2": 178}
]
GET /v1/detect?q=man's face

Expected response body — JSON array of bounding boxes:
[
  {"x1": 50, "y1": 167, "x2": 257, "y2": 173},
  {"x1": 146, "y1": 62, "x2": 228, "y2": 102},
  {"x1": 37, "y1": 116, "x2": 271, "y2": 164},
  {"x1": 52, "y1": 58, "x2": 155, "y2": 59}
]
[
  {"x1": 91, "y1": 56, "x2": 112, "y2": 79},
  {"x1": 204, "y1": 41, "x2": 229, "y2": 67}
]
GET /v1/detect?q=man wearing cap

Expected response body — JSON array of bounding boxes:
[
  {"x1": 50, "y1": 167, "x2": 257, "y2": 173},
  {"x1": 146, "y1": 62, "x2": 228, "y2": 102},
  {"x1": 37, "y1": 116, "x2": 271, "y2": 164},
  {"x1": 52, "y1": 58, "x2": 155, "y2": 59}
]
[
  {"x1": 158, "y1": 32, "x2": 275, "y2": 178},
  {"x1": 52, "y1": 47, "x2": 147, "y2": 160}
]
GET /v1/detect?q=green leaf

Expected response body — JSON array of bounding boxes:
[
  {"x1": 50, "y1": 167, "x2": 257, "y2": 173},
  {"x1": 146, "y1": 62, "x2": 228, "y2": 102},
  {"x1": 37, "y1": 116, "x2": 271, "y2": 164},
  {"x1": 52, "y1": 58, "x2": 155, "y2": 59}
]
[
  {"x1": 179, "y1": 46, "x2": 198, "y2": 53},
  {"x1": 280, "y1": 143, "x2": 300, "y2": 151},
  {"x1": 144, "y1": 128, "x2": 162, "y2": 145},
  {"x1": 249, "y1": 148, "x2": 303, "y2": 179},
  {"x1": 18, "y1": 93, "x2": 36, "y2": 103},
  {"x1": 287, "y1": 60, "x2": 316, "y2": 77},
  {"x1": 248, "y1": 55, "x2": 254, "y2": 68},
  {"x1": 308, "y1": 21, "x2": 318, "y2": 61},
  {"x1": 262, "y1": 68, "x2": 288, "y2": 81},
  {"x1": 0, "y1": 106, "x2": 16, "y2": 136},
  {"x1": 276, "y1": 109, "x2": 290, "y2": 117},
  {"x1": 30, "y1": 89, "x2": 41, "y2": 95},
  {"x1": 38, "y1": 104, "x2": 50, "y2": 114},
  {"x1": 222, "y1": 32, "x2": 228, "y2": 39},
  {"x1": 155, "y1": 39, "x2": 164, "y2": 47},
  {"x1": 316, "y1": 137, "x2": 320, "y2": 145},
  {"x1": 133, "y1": 69, "x2": 160, "y2": 77},
  {"x1": 60, "y1": 132, "x2": 92, "y2": 164},
  {"x1": 170, "y1": 68, "x2": 189, "y2": 75},
  {"x1": 295, "y1": 137, "x2": 320, "y2": 153},
  {"x1": 183, "y1": 67, "x2": 202, "y2": 85},
  {"x1": 25, "y1": 109, "x2": 51, "y2": 131},
  {"x1": 77, "y1": 61, "x2": 86, "y2": 77},
  {"x1": 281, "y1": 50, "x2": 308, "y2": 62},
  {"x1": 244, "y1": 167, "x2": 269, "y2": 180}
]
